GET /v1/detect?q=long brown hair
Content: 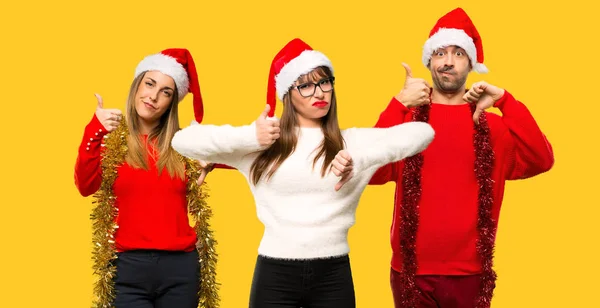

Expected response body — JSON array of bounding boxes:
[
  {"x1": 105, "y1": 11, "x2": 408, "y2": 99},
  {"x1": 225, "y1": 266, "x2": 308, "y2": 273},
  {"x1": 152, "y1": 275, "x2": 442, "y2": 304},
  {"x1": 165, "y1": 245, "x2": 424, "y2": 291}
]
[
  {"x1": 124, "y1": 72, "x2": 185, "y2": 180},
  {"x1": 250, "y1": 66, "x2": 344, "y2": 185}
]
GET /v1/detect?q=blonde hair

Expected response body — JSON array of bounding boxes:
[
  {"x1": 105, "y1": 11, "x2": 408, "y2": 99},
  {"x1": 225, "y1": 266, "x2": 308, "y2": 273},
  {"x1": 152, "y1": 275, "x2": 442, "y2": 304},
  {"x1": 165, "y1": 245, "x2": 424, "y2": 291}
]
[{"x1": 124, "y1": 72, "x2": 185, "y2": 180}]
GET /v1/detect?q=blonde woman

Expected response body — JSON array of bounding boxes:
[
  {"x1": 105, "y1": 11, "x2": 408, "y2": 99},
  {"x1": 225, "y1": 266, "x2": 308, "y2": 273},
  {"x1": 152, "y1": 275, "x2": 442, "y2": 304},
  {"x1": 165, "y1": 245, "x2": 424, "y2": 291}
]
[{"x1": 74, "y1": 48, "x2": 219, "y2": 308}]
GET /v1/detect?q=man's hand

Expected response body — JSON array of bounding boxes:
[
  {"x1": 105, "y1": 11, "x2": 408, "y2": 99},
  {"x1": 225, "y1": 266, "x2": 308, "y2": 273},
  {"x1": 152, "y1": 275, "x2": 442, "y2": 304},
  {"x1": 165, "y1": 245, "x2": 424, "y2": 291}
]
[
  {"x1": 463, "y1": 81, "x2": 505, "y2": 125},
  {"x1": 394, "y1": 63, "x2": 431, "y2": 108}
]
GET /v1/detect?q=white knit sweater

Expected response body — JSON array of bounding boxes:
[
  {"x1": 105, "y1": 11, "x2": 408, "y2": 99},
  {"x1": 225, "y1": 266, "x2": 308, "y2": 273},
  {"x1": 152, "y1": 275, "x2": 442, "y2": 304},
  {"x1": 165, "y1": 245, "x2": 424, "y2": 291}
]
[{"x1": 172, "y1": 121, "x2": 434, "y2": 259}]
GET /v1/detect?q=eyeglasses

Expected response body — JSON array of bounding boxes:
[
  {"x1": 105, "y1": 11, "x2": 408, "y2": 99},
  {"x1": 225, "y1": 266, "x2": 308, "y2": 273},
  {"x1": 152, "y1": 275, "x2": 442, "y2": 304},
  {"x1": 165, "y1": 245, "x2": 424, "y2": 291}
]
[{"x1": 293, "y1": 77, "x2": 335, "y2": 98}]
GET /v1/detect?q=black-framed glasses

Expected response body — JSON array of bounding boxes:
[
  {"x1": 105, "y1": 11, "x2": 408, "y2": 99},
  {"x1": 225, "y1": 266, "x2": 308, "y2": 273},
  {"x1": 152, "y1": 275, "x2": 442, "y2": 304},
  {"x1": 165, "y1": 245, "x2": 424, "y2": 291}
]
[{"x1": 294, "y1": 77, "x2": 335, "y2": 98}]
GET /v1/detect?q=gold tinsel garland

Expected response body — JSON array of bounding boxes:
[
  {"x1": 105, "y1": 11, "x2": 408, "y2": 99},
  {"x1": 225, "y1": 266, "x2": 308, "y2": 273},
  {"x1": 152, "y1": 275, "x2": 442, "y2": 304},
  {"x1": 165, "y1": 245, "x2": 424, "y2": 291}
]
[{"x1": 90, "y1": 120, "x2": 220, "y2": 308}]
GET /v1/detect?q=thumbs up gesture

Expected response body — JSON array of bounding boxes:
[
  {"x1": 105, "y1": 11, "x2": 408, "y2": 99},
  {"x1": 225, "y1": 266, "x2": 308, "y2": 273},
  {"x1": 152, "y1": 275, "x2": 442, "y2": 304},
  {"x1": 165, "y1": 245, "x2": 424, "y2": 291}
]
[
  {"x1": 462, "y1": 81, "x2": 505, "y2": 125},
  {"x1": 394, "y1": 63, "x2": 432, "y2": 108},
  {"x1": 94, "y1": 93, "x2": 123, "y2": 132},
  {"x1": 256, "y1": 104, "x2": 281, "y2": 147}
]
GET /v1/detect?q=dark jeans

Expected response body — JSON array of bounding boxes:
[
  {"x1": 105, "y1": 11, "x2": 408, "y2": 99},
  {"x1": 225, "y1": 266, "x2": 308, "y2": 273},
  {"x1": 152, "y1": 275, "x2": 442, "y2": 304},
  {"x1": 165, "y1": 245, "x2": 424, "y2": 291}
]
[
  {"x1": 249, "y1": 254, "x2": 356, "y2": 308},
  {"x1": 390, "y1": 268, "x2": 486, "y2": 308},
  {"x1": 113, "y1": 249, "x2": 200, "y2": 308}
]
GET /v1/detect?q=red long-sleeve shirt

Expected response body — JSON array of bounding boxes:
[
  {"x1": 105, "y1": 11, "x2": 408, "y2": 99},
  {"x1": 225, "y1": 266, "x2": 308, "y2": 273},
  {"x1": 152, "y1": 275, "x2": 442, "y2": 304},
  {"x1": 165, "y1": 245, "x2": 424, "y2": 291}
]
[
  {"x1": 370, "y1": 90, "x2": 554, "y2": 275},
  {"x1": 74, "y1": 114, "x2": 196, "y2": 252}
]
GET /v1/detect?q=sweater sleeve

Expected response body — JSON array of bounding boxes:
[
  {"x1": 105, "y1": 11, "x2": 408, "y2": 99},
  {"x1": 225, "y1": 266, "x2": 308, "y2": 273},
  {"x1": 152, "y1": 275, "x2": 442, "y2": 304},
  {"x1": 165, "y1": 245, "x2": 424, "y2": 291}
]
[
  {"x1": 171, "y1": 122, "x2": 265, "y2": 170},
  {"x1": 369, "y1": 97, "x2": 411, "y2": 185},
  {"x1": 213, "y1": 163, "x2": 235, "y2": 170},
  {"x1": 74, "y1": 113, "x2": 109, "y2": 197},
  {"x1": 375, "y1": 97, "x2": 410, "y2": 128},
  {"x1": 347, "y1": 121, "x2": 434, "y2": 175},
  {"x1": 494, "y1": 90, "x2": 555, "y2": 180}
]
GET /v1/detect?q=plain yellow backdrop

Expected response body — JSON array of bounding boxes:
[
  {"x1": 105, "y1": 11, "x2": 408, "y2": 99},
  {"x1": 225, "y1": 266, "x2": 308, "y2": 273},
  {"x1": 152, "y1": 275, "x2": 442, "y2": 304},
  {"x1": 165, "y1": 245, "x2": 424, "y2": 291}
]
[{"x1": 1, "y1": 0, "x2": 598, "y2": 307}]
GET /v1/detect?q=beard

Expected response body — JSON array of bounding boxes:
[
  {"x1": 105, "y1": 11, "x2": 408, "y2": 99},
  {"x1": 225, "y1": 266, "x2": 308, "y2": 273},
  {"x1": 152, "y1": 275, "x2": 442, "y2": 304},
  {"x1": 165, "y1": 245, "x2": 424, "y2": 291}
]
[{"x1": 432, "y1": 66, "x2": 468, "y2": 93}]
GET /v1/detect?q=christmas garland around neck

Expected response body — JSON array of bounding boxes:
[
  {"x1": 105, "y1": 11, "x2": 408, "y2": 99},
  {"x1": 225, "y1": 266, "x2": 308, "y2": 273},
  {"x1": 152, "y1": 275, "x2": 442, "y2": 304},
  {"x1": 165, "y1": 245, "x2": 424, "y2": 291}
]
[
  {"x1": 90, "y1": 120, "x2": 220, "y2": 308},
  {"x1": 397, "y1": 103, "x2": 497, "y2": 308}
]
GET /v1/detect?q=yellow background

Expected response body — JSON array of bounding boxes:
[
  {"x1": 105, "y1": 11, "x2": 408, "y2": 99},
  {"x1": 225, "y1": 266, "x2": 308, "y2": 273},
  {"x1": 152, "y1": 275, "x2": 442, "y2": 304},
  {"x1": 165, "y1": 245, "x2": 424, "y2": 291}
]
[{"x1": 1, "y1": 0, "x2": 597, "y2": 307}]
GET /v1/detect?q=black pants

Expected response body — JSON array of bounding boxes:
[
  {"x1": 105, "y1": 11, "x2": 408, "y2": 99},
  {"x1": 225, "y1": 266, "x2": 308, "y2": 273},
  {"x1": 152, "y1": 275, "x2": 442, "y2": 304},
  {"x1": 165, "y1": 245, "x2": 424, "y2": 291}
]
[
  {"x1": 113, "y1": 249, "x2": 200, "y2": 308},
  {"x1": 249, "y1": 254, "x2": 356, "y2": 308}
]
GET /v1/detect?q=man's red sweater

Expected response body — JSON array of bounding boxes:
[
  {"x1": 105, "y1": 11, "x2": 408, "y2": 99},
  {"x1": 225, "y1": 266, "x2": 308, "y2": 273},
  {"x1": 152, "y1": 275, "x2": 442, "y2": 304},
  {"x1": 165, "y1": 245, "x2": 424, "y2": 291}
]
[
  {"x1": 74, "y1": 114, "x2": 196, "y2": 252},
  {"x1": 369, "y1": 90, "x2": 554, "y2": 275}
]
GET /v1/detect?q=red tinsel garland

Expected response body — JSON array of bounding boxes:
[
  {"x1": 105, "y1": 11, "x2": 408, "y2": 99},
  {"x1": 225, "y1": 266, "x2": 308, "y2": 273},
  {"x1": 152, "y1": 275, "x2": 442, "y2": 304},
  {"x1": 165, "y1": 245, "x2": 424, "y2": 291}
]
[
  {"x1": 398, "y1": 103, "x2": 496, "y2": 308},
  {"x1": 398, "y1": 104, "x2": 429, "y2": 307},
  {"x1": 470, "y1": 103, "x2": 497, "y2": 308}
]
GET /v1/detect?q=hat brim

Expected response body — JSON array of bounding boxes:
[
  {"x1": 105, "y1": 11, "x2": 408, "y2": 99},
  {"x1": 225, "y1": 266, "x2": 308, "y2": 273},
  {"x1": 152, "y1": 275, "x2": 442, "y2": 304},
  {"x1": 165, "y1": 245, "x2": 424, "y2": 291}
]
[{"x1": 422, "y1": 28, "x2": 488, "y2": 73}]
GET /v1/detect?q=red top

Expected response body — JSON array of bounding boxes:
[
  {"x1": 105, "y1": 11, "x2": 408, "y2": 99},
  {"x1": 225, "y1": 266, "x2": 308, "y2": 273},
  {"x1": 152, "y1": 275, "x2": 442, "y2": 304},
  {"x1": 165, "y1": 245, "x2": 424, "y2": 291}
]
[
  {"x1": 370, "y1": 90, "x2": 554, "y2": 275},
  {"x1": 74, "y1": 114, "x2": 196, "y2": 252}
]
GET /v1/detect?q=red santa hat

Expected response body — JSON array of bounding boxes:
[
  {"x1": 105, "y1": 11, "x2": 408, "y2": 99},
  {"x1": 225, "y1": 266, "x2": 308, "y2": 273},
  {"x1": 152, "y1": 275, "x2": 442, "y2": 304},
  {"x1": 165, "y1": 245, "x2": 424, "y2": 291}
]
[
  {"x1": 266, "y1": 38, "x2": 334, "y2": 117},
  {"x1": 134, "y1": 48, "x2": 205, "y2": 123},
  {"x1": 422, "y1": 8, "x2": 488, "y2": 74}
]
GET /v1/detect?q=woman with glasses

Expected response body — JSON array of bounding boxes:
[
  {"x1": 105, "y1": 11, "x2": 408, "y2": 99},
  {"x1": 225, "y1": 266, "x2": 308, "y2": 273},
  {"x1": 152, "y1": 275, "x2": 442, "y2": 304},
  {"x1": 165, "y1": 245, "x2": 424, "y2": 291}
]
[{"x1": 171, "y1": 38, "x2": 435, "y2": 308}]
